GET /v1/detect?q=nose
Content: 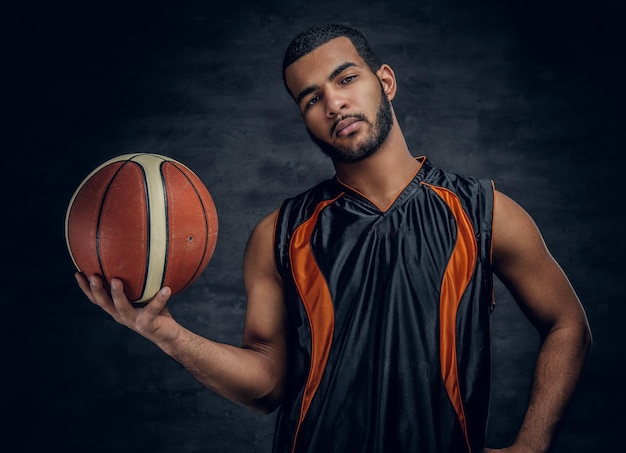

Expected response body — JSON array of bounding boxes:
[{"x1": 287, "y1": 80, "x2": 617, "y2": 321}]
[{"x1": 324, "y1": 88, "x2": 349, "y2": 118}]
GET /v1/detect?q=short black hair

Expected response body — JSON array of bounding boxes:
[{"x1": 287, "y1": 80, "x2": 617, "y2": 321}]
[{"x1": 282, "y1": 24, "x2": 380, "y2": 96}]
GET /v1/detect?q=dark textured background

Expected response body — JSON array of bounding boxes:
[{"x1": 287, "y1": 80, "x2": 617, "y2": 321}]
[{"x1": 3, "y1": 0, "x2": 624, "y2": 451}]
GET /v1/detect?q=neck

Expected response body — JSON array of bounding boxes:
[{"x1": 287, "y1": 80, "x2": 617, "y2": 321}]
[{"x1": 333, "y1": 124, "x2": 420, "y2": 211}]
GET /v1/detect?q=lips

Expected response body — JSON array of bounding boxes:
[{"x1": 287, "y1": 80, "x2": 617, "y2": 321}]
[{"x1": 332, "y1": 116, "x2": 363, "y2": 137}]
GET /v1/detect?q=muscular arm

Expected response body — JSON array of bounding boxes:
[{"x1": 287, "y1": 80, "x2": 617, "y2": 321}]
[
  {"x1": 76, "y1": 210, "x2": 286, "y2": 413},
  {"x1": 486, "y1": 191, "x2": 592, "y2": 452}
]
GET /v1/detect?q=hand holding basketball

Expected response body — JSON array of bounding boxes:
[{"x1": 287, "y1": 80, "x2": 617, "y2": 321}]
[{"x1": 76, "y1": 272, "x2": 182, "y2": 345}]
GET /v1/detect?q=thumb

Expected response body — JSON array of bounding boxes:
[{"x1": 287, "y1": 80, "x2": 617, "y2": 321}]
[{"x1": 145, "y1": 286, "x2": 172, "y2": 316}]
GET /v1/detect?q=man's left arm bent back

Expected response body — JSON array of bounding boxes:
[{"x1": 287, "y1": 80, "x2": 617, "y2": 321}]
[{"x1": 485, "y1": 190, "x2": 592, "y2": 453}]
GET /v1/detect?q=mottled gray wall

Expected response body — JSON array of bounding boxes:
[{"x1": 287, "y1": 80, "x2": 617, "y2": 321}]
[{"x1": 3, "y1": 0, "x2": 624, "y2": 451}]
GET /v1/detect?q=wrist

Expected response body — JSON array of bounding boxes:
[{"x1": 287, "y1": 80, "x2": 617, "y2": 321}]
[{"x1": 152, "y1": 323, "x2": 185, "y2": 356}]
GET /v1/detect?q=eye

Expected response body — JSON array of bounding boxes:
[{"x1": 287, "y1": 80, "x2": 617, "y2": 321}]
[
  {"x1": 341, "y1": 75, "x2": 357, "y2": 84},
  {"x1": 305, "y1": 94, "x2": 320, "y2": 109}
]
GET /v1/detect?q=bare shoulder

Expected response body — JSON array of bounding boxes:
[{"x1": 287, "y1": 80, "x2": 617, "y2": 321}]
[
  {"x1": 243, "y1": 208, "x2": 281, "y2": 284},
  {"x1": 256, "y1": 209, "x2": 280, "y2": 236},
  {"x1": 492, "y1": 190, "x2": 548, "y2": 270},
  {"x1": 492, "y1": 190, "x2": 587, "y2": 330},
  {"x1": 245, "y1": 209, "x2": 279, "y2": 259}
]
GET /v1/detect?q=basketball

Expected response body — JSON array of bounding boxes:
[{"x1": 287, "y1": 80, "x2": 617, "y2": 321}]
[{"x1": 65, "y1": 153, "x2": 218, "y2": 303}]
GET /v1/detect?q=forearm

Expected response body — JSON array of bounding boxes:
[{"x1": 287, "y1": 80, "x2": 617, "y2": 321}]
[
  {"x1": 512, "y1": 324, "x2": 591, "y2": 452},
  {"x1": 156, "y1": 325, "x2": 285, "y2": 413},
  {"x1": 77, "y1": 215, "x2": 287, "y2": 413}
]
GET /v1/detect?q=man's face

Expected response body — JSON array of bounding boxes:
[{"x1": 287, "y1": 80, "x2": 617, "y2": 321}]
[{"x1": 284, "y1": 37, "x2": 394, "y2": 163}]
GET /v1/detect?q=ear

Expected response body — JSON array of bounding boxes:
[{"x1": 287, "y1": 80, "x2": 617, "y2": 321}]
[{"x1": 376, "y1": 64, "x2": 397, "y2": 101}]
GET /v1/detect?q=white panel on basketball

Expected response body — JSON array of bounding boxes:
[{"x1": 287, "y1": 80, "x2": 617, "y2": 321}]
[{"x1": 130, "y1": 154, "x2": 169, "y2": 302}]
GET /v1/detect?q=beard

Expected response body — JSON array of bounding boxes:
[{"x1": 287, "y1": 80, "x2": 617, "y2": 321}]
[{"x1": 306, "y1": 83, "x2": 394, "y2": 164}]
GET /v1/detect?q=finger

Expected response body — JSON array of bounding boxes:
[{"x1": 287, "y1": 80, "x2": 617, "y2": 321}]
[
  {"x1": 87, "y1": 274, "x2": 121, "y2": 319},
  {"x1": 109, "y1": 278, "x2": 137, "y2": 319},
  {"x1": 144, "y1": 286, "x2": 172, "y2": 317},
  {"x1": 88, "y1": 274, "x2": 110, "y2": 301},
  {"x1": 75, "y1": 272, "x2": 96, "y2": 304}
]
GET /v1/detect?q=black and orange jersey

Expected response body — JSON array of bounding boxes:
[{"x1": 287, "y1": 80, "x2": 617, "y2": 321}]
[{"x1": 273, "y1": 157, "x2": 495, "y2": 453}]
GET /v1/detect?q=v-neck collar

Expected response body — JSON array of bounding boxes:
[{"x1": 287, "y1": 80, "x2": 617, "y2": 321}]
[{"x1": 334, "y1": 156, "x2": 429, "y2": 214}]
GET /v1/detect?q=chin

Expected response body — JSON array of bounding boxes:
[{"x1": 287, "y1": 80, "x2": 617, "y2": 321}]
[{"x1": 307, "y1": 131, "x2": 376, "y2": 163}]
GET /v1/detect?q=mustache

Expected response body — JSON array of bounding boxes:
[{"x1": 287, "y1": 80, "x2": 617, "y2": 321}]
[{"x1": 330, "y1": 113, "x2": 367, "y2": 137}]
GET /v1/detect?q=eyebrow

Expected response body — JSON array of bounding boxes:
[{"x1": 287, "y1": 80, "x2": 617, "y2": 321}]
[{"x1": 295, "y1": 61, "x2": 359, "y2": 105}]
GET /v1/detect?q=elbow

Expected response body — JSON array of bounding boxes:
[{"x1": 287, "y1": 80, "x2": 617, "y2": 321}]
[
  {"x1": 558, "y1": 317, "x2": 593, "y2": 359},
  {"x1": 237, "y1": 343, "x2": 287, "y2": 413},
  {"x1": 251, "y1": 394, "x2": 283, "y2": 414},
  {"x1": 539, "y1": 316, "x2": 592, "y2": 363},
  {"x1": 232, "y1": 389, "x2": 283, "y2": 414},
  {"x1": 543, "y1": 305, "x2": 593, "y2": 353},
  {"x1": 239, "y1": 371, "x2": 285, "y2": 414},
  {"x1": 246, "y1": 385, "x2": 285, "y2": 414}
]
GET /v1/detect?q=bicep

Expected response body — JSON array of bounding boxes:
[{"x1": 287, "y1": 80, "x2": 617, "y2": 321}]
[
  {"x1": 492, "y1": 191, "x2": 587, "y2": 335},
  {"x1": 241, "y1": 209, "x2": 286, "y2": 362}
]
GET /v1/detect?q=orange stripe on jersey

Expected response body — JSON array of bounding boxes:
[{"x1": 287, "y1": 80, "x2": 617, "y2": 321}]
[
  {"x1": 289, "y1": 194, "x2": 343, "y2": 452},
  {"x1": 422, "y1": 182, "x2": 477, "y2": 452}
]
